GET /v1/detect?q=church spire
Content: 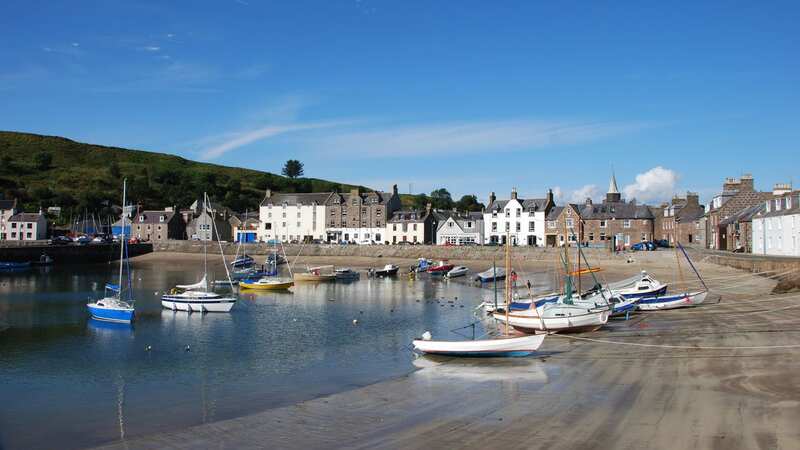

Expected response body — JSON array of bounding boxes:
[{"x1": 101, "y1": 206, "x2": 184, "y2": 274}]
[{"x1": 606, "y1": 171, "x2": 621, "y2": 203}]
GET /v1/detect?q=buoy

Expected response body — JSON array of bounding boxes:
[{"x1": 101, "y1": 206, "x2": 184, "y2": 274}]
[
  {"x1": 185, "y1": 345, "x2": 191, "y2": 352},
  {"x1": 293, "y1": 318, "x2": 297, "y2": 322},
  {"x1": 352, "y1": 319, "x2": 358, "y2": 325},
  {"x1": 146, "y1": 345, "x2": 152, "y2": 351},
  {"x1": 154, "y1": 291, "x2": 159, "y2": 296}
]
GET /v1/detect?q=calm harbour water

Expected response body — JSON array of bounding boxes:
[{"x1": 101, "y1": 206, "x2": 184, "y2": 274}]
[{"x1": 0, "y1": 258, "x2": 494, "y2": 450}]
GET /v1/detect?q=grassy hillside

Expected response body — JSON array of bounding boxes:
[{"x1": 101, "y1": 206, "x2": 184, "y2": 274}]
[{"x1": 0, "y1": 131, "x2": 364, "y2": 224}]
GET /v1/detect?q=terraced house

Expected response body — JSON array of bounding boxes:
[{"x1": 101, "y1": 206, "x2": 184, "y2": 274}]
[
  {"x1": 5, "y1": 211, "x2": 47, "y2": 241},
  {"x1": 437, "y1": 211, "x2": 484, "y2": 245},
  {"x1": 131, "y1": 208, "x2": 185, "y2": 242},
  {"x1": 752, "y1": 185, "x2": 799, "y2": 256},
  {"x1": 660, "y1": 192, "x2": 706, "y2": 246},
  {"x1": 483, "y1": 188, "x2": 555, "y2": 246},
  {"x1": 325, "y1": 186, "x2": 401, "y2": 244},
  {"x1": 0, "y1": 199, "x2": 19, "y2": 241},
  {"x1": 384, "y1": 204, "x2": 439, "y2": 244},
  {"x1": 258, "y1": 190, "x2": 332, "y2": 243},
  {"x1": 705, "y1": 175, "x2": 772, "y2": 251}
]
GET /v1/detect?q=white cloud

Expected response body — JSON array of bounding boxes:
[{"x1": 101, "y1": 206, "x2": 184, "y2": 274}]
[
  {"x1": 199, "y1": 121, "x2": 348, "y2": 160},
  {"x1": 550, "y1": 186, "x2": 564, "y2": 202},
  {"x1": 142, "y1": 46, "x2": 161, "y2": 52},
  {"x1": 622, "y1": 166, "x2": 679, "y2": 203},
  {"x1": 301, "y1": 119, "x2": 648, "y2": 157},
  {"x1": 569, "y1": 184, "x2": 600, "y2": 203}
]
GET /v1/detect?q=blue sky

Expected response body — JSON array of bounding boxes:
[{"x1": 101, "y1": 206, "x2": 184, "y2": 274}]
[{"x1": 2, "y1": 1, "x2": 798, "y2": 205}]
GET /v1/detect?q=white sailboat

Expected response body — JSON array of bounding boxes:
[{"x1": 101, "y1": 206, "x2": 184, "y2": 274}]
[{"x1": 161, "y1": 193, "x2": 236, "y2": 313}]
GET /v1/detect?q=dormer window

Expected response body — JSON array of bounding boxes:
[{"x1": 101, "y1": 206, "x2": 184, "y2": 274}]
[
  {"x1": 139, "y1": 215, "x2": 145, "y2": 222},
  {"x1": 775, "y1": 199, "x2": 780, "y2": 211},
  {"x1": 765, "y1": 201, "x2": 771, "y2": 212},
  {"x1": 159, "y1": 215, "x2": 165, "y2": 223}
]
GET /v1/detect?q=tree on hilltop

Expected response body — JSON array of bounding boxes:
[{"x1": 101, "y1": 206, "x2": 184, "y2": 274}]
[{"x1": 282, "y1": 160, "x2": 304, "y2": 179}]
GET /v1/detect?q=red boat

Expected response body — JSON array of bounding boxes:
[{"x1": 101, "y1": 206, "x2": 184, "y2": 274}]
[{"x1": 427, "y1": 259, "x2": 455, "y2": 273}]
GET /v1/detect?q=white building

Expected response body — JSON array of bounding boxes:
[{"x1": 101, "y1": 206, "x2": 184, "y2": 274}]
[
  {"x1": 437, "y1": 211, "x2": 484, "y2": 245},
  {"x1": 6, "y1": 212, "x2": 47, "y2": 241},
  {"x1": 258, "y1": 190, "x2": 332, "y2": 243},
  {"x1": 384, "y1": 206, "x2": 436, "y2": 244},
  {"x1": 752, "y1": 190, "x2": 800, "y2": 256},
  {"x1": 0, "y1": 199, "x2": 19, "y2": 241},
  {"x1": 483, "y1": 189, "x2": 555, "y2": 246}
]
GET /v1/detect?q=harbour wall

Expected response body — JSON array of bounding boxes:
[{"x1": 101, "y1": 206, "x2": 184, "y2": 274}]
[{"x1": 0, "y1": 243, "x2": 153, "y2": 264}]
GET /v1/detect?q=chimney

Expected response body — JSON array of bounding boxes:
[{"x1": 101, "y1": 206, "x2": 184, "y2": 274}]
[
  {"x1": 686, "y1": 192, "x2": 699, "y2": 206},
  {"x1": 511, "y1": 187, "x2": 518, "y2": 200},
  {"x1": 265, "y1": 189, "x2": 272, "y2": 198},
  {"x1": 488, "y1": 191, "x2": 496, "y2": 206},
  {"x1": 546, "y1": 189, "x2": 554, "y2": 205},
  {"x1": 723, "y1": 177, "x2": 741, "y2": 192},
  {"x1": 350, "y1": 188, "x2": 360, "y2": 197},
  {"x1": 773, "y1": 183, "x2": 792, "y2": 196},
  {"x1": 740, "y1": 174, "x2": 754, "y2": 191}
]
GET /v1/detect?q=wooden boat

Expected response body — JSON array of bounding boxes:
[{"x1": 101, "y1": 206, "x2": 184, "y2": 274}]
[
  {"x1": 239, "y1": 278, "x2": 294, "y2": 290},
  {"x1": 637, "y1": 291, "x2": 708, "y2": 311},
  {"x1": 427, "y1": 259, "x2": 454, "y2": 273},
  {"x1": 493, "y1": 303, "x2": 610, "y2": 333},
  {"x1": 605, "y1": 270, "x2": 668, "y2": 299},
  {"x1": 412, "y1": 333, "x2": 545, "y2": 357},
  {"x1": 475, "y1": 267, "x2": 506, "y2": 283},
  {"x1": 446, "y1": 266, "x2": 469, "y2": 278},
  {"x1": 294, "y1": 265, "x2": 336, "y2": 282},
  {"x1": 374, "y1": 264, "x2": 399, "y2": 277}
]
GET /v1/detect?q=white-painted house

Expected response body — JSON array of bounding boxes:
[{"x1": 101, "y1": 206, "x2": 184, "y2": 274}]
[
  {"x1": 483, "y1": 189, "x2": 555, "y2": 246},
  {"x1": 436, "y1": 211, "x2": 484, "y2": 245},
  {"x1": 258, "y1": 190, "x2": 332, "y2": 243},
  {"x1": 0, "y1": 199, "x2": 19, "y2": 241},
  {"x1": 752, "y1": 190, "x2": 800, "y2": 256},
  {"x1": 6, "y1": 211, "x2": 47, "y2": 241}
]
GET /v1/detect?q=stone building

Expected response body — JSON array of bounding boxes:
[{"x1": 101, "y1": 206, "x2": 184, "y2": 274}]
[
  {"x1": 384, "y1": 205, "x2": 438, "y2": 244},
  {"x1": 705, "y1": 175, "x2": 771, "y2": 250},
  {"x1": 258, "y1": 191, "x2": 332, "y2": 243},
  {"x1": 483, "y1": 189, "x2": 555, "y2": 246},
  {"x1": 436, "y1": 211, "x2": 484, "y2": 245},
  {"x1": 720, "y1": 204, "x2": 763, "y2": 252},
  {"x1": 131, "y1": 209, "x2": 185, "y2": 242},
  {"x1": 660, "y1": 192, "x2": 705, "y2": 246},
  {"x1": 325, "y1": 186, "x2": 401, "y2": 244},
  {"x1": 545, "y1": 203, "x2": 583, "y2": 247}
]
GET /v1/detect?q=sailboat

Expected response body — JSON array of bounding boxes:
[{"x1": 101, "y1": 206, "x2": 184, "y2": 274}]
[
  {"x1": 638, "y1": 243, "x2": 709, "y2": 310},
  {"x1": 240, "y1": 241, "x2": 294, "y2": 290},
  {"x1": 413, "y1": 232, "x2": 546, "y2": 357},
  {"x1": 161, "y1": 193, "x2": 237, "y2": 313},
  {"x1": 87, "y1": 180, "x2": 135, "y2": 323}
]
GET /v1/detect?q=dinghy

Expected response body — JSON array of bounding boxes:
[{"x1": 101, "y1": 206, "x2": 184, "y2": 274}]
[
  {"x1": 412, "y1": 333, "x2": 545, "y2": 357},
  {"x1": 335, "y1": 268, "x2": 360, "y2": 281},
  {"x1": 637, "y1": 291, "x2": 707, "y2": 311},
  {"x1": 475, "y1": 267, "x2": 506, "y2": 283},
  {"x1": 427, "y1": 259, "x2": 454, "y2": 274},
  {"x1": 605, "y1": 271, "x2": 668, "y2": 298},
  {"x1": 294, "y1": 265, "x2": 336, "y2": 282},
  {"x1": 239, "y1": 278, "x2": 294, "y2": 290},
  {"x1": 446, "y1": 266, "x2": 469, "y2": 278},
  {"x1": 494, "y1": 303, "x2": 610, "y2": 333}
]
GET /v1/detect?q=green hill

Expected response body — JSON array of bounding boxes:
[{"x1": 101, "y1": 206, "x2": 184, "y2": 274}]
[{"x1": 0, "y1": 131, "x2": 364, "y2": 224}]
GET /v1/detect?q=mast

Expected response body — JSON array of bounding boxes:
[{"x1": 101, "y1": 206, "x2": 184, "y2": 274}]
[
  {"x1": 504, "y1": 231, "x2": 511, "y2": 335},
  {"x1": 203, "y1": 192, "x2": 208, "y2": 287},
  {"x1": 117, "y1": 179, "x2": 127, "y2": 299},
  {"x1": 492, "y1": 257, "x2": 497, "y2": 311},
  {"x1": 576, "y1": 219, "x2": 581, "y2": 296},
  {"x1": 208, "y1": 193, "x2": 234, "y2": 287}
]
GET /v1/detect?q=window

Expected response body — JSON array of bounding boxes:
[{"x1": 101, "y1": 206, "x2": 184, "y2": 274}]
[
  {"x1": 413, "y1": 235, "x2": 418, "y2": 243},
  {"x1": 566, "y1": 218, "x2": 574, "y2": 228},
  {"x1": 505, "y1": 209, "x2": 510, "y2": 218},
  {"x1": 516, "y1": 222, "x2": 521, "y2": 232},
  {"x1": 599, "y1": 220, "x2": 607, "y2": 228},
  {"x1": 467, "y1": 221, "x2": 472, "y2": 228},
  {"x1": 547, "y1": 220, "x2": 556, "y2": 228},
  {"x1": 516, "y1": 208, "x2": 521, "y2": 218},
  {"x1": 600, "y1": 233, "x2": 606, "y2": 241},
  {"x1": 139, "y1": 215, "x2": 144, "y2": 222},
  {"x1": 26, "y1": 232, "x2": 32, "y2": 239},
  {"x1": 413, "y1": 224, "x2": 417, "y2": 231},
  {"x1": 492, "y1": 211, "x2": 497, "y2": 218},
  {"x1": 282, "y1": 212, "x2": 286, "y2": 218},
  {"x1": 159, "y1": 215, "x2": 165, "y2": 223},
  {"x1": 492, "y1": 222, "x2": 497, "y2": 232},
  {"x1": 623, "y1": 220, "x2": 631, "y2": 228},
  {"x1": 528, "y1": 222, "x2": 535, "y2": 232},
  {"x1": 297, "y1": 222, "x2": 301, "y2": 228},
  {"x1": 448, "y1": 221, "x2": 454, "y2": 228},
  {"x1": 589, "y1": 233, "x2": 594, "y2": 241},
  {"x1": 11, "y1": 223, "x2": 16, "y2": 228},
  {"x1": 505, "y1": 223, "x2": 510, "y2": 232},
  {"x1": 393, "y1": 224, "x2": 397, "y2": 231}
]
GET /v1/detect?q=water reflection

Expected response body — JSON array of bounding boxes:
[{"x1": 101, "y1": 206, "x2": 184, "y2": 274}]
[{"x1": 0, "y1": 258, "x2": 494, "y2": 450}]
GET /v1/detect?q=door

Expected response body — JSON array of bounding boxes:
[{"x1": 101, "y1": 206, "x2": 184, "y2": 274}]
[{"x1": 527, "y1": 236, "x2": 536, "y2": 246}]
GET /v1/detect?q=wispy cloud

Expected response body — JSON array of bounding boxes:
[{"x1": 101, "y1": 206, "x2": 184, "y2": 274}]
[
  {"x1": 199, "y1": 121, "x2": 349, "y2": 160},
  {"x1": 300, "y1": 119, "x2": 650, "y2": 157},
  {"x1": 141, "y1": 45, "x2": 161, "y2": 52}
]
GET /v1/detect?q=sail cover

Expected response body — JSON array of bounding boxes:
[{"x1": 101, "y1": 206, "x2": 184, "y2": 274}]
[{"x1": 176, "y1": 275, "x2": 208, "y2": 291}]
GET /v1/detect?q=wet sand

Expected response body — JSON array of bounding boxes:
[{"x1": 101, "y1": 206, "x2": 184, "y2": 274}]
[{"x1": 97, "y1": 251, "x2": 800, "y2": 449}]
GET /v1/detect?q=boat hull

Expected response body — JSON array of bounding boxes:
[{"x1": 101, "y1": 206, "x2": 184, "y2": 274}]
[
  {"x1": 160, "y1": 296, "x2": 236, "y2": 312},
  {"x1": 239, "y1": 280, "x2": 294, "y2": 290},
  {"x1": 87, "y1": 304, "x2": 134, "y2": 323},
  {"x1": 619, "y1": 284, "x2": 668, "y2": 299},
  {"x1": 637, "y1": 291, "x2": 708, "y2": 311},
  {"x1": 293, "y1": 274, "x2": 336, "y2": 282},
  {"x1": 494, "y1": 308, "x2": 609, "y2": 333},
  {"x1": 374, "y1": 268, "x2": 399, "y2": 277},
  {"x1": 412, "y1": 334, "x2": 545, "y2": 357}
]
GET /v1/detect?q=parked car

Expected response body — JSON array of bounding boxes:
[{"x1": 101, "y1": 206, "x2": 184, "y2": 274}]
[
  {"x1": 73, "y1": 235, "x2": 92, "y2": 245},
  {"x1": 49, "y1": 235, "x2": 72, "y2": 245},
  {"x1": 654, "y1": 239, "x2": 671, "y2": 248},
  {"x1": 631, "y1": 241, "x2": 656, "y2": 251}
]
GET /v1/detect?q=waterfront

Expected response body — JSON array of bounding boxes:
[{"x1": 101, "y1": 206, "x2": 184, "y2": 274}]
[{"x1": 0, "y1": 256, "x2": 497, "y2": 450}]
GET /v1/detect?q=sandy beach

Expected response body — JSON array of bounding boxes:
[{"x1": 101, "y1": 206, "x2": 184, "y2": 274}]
[{"x1": 94, "y1": 249, "x2": 800, "y2": 449}]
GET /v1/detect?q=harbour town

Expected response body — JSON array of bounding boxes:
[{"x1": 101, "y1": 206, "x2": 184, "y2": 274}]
[{"x1": 3, "y1": 2, "x2": 800, "y2": 449}]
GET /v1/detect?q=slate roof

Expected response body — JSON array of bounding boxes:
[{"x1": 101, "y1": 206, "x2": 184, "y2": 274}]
[
  {"x1": 133, "y1": 210, "x2": 177, "y2": 225},
  {"x1": 388, "y1": 210, "x2": 429, "y2": 223},
  {"x1": 325, "y1": 190, "x2": 395, "y2": 205},
  {"x1": 720, "y1": 204, "x2": 764, "y2": 226},
  {"x1": 546, "y1": 206, "x2": 564, "y2": 221},
  {"x1": 487, "y1": 198, "x2": 549, "y2": 212},
  {"x1": 579, "y1": 201, "x2": 655, "y2": 220},
  {"x1": 756, "y1": 194, "x2": 800, "y2": 219},
  {"x1": 9, "y1": 212, "x2": 44, "y2": 222},
  {"x1": 261, "y1": 192, "x2": 334, "y2": 207}
]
